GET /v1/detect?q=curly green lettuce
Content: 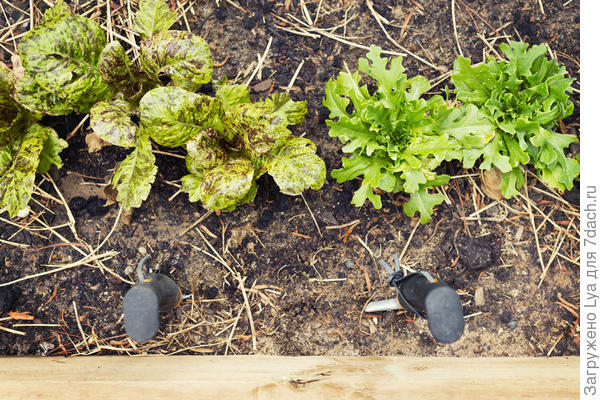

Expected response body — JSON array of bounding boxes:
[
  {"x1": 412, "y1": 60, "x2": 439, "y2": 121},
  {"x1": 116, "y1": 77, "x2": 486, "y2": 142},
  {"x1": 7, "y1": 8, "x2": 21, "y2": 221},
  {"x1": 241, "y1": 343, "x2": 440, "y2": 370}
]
[
  {"x1": 324, "y1": 45, "x2": 493, "y2": 223},
  {"x1": 452, "y1": 41, "x2": 578, "y2": 197}
]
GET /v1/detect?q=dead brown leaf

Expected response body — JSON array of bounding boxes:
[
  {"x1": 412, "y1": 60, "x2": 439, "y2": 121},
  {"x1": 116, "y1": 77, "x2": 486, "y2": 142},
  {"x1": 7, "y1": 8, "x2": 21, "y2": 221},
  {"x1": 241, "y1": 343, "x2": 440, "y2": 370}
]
[{"x1": 481, "y1": 168, "x2": 504, "y2": 200}]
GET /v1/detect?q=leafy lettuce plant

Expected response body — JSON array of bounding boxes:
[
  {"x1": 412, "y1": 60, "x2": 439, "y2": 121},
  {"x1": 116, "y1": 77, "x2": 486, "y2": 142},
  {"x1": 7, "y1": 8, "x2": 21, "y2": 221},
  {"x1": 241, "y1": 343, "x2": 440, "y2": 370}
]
[
  {"x1": 323, "y1": 46, "x2": 493, "y2": 223},
  {"x1": 1, "y1": 0, "x2": 115, "y2": 217},
  {"x1": 452, "y1": 41, "x2": 579, "y2": 197},
  {"x1": 0, "y1": 65, "x2": 68, "y2": 218},
  {"x1": 89, "y1": 0, "x2": 325, "y2": 211}
]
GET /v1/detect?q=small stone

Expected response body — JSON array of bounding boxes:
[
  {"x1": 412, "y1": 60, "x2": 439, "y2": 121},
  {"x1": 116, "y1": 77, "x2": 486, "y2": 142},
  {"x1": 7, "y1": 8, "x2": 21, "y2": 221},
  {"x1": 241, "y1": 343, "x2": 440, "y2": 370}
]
[
  {"x1": 474, "y1": 287, "x2": 485, "y2": 306},
  {"x1": 500, "y1": 311, "x2": 512, "y2": 324},
  {"x1": 16, "y1": 208, "x2": 30, "y2": 219},
  {"x1": 494, "y1": 268, "x2": 511, "y2": 282},
  {"x1": 507, "y1": 321, "x2": 518, "y2": 329},
  {"x1": 138, "y1": 247, "x2": 147, "y2": 256},
  {"x1": 124, "y1": 264, "x2": 135, "y2": 275},
  {"x1": 368, "y1": 319, "x2": 377, "y2": 334}
]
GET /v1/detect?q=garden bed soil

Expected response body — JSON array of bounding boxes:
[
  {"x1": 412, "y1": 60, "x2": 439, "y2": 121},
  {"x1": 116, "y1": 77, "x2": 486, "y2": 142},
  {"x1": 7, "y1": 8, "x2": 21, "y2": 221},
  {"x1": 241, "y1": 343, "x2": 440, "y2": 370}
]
[{"x1": 0, "y1": 0, "x2": 580, "y2": 357}]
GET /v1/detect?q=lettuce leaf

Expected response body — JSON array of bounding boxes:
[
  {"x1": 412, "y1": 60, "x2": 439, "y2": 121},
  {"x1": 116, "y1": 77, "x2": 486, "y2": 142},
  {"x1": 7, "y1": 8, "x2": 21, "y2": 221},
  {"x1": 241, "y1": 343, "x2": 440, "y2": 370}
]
[
  {"x1": 452, "y1": 41, "x2": 578, "y2": 196},
  {"x1": 182, "y1": 157, "x2": 255, "y2": 210},
  {"x1": 185, "y1": 129, "x2": 228, "y2": 174},
  {"x1": 140, "y1": 30, "x2": 213, "y2": 92},
  {"x1": 16, "y1": 0, "x2": 113, "y2": 114},
  {"x1": 0, "y1": 62, "x2": 29, "y2": 146},
  {"x1": 0, "y1": 124, "x2": 57, "y2": 217},
  {"x1": 140, "y1": 86, "x2": 220, "y2": 147},
  {"x1": 90, "y1": 98, "x2": 138, "y2": 147},
  {"x1": 99, "y1": 41, "x2": 145, "y2": 99},
  {"x1": 37, "y1": 130, "x2": 68, "y2": 174},
  {"x1": 267, "y1": 137, "x2": 326, "y2": 195},
  {"x1": 215, "y1": 81, "x2": 250, "y2": 110},
  {"x1": 324, "y1": 45, "x2": 491, "y2": 223},
  {"x1": 110, "y1": 132, "x2": 157, "y2": 210},
  {"x1": 133, "y1": 0, "x2": 176, "y2": 41}
]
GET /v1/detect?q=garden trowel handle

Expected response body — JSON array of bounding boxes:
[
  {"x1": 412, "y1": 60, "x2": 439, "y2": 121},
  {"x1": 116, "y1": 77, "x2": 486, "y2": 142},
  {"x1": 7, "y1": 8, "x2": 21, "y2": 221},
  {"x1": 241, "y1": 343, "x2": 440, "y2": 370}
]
[{"x1": 394, "y1": 272, "x2": 465, "y2": 344}]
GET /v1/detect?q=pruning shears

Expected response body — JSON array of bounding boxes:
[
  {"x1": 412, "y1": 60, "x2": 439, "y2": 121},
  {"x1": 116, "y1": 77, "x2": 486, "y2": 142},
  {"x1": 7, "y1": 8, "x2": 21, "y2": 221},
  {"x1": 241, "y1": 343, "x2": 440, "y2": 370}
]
[
  {"x1": 365, "y1": 254, "x2": 464, "y2": 344},
  {"x1": 123, "y1": 256, "x2": 189, "y2": 342}
]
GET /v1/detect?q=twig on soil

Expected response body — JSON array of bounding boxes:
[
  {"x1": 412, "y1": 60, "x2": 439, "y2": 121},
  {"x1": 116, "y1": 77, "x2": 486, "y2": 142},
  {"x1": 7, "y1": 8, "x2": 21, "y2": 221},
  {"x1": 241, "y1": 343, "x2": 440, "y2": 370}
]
[
  {"x1": 225, "y1": 305, "x2": 244, "y2": 355},
  {"x1": 0, "y1": 325, "x2": 26, "y2": 336},
  {"x1": 398, "y1": 221, "x2": 419, "y2": 266},
  {"x1": 325, "y1": 219, "x2": 361, "y2": 230},
  {"x1": 45, "y1": 173, "x2": 81, "y2": 243},
  {"x1": 245, "y1": 36, "x2": 272, "y2": 87},
  {"x1": 451, "y1": 0, "x2": 463, "y2": 56},
  {"x1": 195, "y1": 229, "x2": 257, "y2": 351},
  {"x1": 300, "y1": 194, "x2": 322, "y2": 238},
  {"x1": 272, "y1": 13, "x2": 406, "y2": 57},
  {"x1": 520, "y1": 182, "x2": 545, "y2": 273},
  {"x1": 547, "y1": 333, "x2": 565, "y2": 356},
  {"x1": 152, "y1": 149, "x2": 186, "y2": 159},
  {"x1": 72, "y1": 301, "x2": 91, "y2": 352},
  {"x1": 0, "y1": 251, "x2": 118, "y2": 288},
  {"x1": 0, "y1": 238, "x2": 29, "y2": 248},
  {"x1": 365, "y1": 0, "x2": 441, "y2": 71},
  {"x1": 179, "y1": 211, "x2": 214, "y2": 237},
  {"x1": 285, "y1": 59, "x2": 304, "y2": 91},
  {"x1": 66, "y1": 115, "x2": 89, "y2": 140},
  {"x1": 538, "y1": 218, "x2": 573, "y2": 288},
  {"x1": 537, "y1": 0, "x2": 546, "y2": 15}
]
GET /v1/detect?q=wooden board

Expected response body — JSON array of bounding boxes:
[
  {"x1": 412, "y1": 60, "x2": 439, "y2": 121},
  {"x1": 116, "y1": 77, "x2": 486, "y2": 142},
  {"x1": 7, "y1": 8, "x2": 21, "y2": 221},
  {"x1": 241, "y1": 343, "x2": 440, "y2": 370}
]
[{"x1": 1, "y1": 356, "x2": 578, "y2": 399}]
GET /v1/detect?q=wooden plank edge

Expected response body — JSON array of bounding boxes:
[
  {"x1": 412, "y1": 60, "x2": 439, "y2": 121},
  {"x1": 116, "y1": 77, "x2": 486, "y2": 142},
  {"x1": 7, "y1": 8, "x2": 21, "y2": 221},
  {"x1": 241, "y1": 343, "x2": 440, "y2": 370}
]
[{"x1": 0, "y1": 355, "x2": 579, "y2": 399}]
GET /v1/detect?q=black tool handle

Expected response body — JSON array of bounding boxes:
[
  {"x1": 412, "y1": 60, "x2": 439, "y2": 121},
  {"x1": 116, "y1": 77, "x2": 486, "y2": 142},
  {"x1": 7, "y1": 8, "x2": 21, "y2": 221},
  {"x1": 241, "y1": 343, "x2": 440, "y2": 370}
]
[{"x1": 393, "y1": 272, "x2": 464, "y2": 343}]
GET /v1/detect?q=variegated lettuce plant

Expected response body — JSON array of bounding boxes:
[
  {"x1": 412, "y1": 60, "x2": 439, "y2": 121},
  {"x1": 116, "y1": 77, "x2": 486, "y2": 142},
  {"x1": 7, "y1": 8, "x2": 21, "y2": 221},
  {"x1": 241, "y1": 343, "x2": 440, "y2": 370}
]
[
  {"x1": 0, "y1": 0, "x2": 104, "y2": 217},
  {"x1": 89, "y1": 0, "x2": 325, "y2": 211},
  {"x1": 1, "y1": 0, "x2": 325, "y2": 217}
]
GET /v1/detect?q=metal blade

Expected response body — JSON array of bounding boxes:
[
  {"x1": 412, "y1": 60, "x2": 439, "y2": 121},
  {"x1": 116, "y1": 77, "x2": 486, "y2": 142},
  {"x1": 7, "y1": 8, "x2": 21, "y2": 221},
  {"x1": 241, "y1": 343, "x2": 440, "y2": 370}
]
[
  {"x1": 378, "y1": 259, "x2": 395, "y2": 276},
  {"x1": 364, "y1": 297, "x2": 402, "y2": 313}
]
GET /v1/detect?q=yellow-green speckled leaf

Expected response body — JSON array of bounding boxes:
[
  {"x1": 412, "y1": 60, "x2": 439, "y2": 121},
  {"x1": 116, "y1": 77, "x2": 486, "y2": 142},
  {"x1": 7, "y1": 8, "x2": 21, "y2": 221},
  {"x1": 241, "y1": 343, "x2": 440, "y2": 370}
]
[
  {"x1": 133, "y1": 0, "x2": 176, "y2": 41},
  {"x1": 111, "y1": 133, "x2": 157, "y2": 210},
  {"x1": 16, "y1": 0, "x2": 112, "y2": 114},
  {"x1": 140, "y1": 30, "x2": 212, "y2": 92},
  {"x1": 140, "y1": 86, "x2": 220, "y2": 147}
]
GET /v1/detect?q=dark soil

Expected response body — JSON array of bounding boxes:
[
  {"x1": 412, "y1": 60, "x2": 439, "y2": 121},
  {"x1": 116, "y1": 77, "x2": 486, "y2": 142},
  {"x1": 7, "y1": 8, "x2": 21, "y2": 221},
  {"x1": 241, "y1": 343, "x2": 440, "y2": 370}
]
[{"x1": 0, "y1": 0, "x2": 580, "y2": 356}]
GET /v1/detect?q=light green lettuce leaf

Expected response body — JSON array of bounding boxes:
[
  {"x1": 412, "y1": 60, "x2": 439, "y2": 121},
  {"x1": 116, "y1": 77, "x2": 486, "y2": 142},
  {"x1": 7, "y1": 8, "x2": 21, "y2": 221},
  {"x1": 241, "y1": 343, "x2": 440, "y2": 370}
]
[
  {"x1": 451, "y1": 56, "x2": 494, "y2": 105},
  {"x1": 133, "y1": 0, "x2": 176, "y2": 41},
  {"x1": 322, "y1": 77, "x2": 350, "y2": 119},
  {"x1": 111, "y1": 133, "x2": 157, "y2": 210},
  {"x1": 215, "y1": 82, "x2": 250, "y2": 110},
  {"x1": 434, "y1": 104, "x2": 494, "y2": 148},
  {"x1": 90, "y1": 98, "x2": 138, "y2": 147},
  {"x1": 403, "y1": 188, "x2": 445, "y2": 224},
  {"x1": 264, "y1": 92, "x2": 307, "y2": 125},
  {"x1": 140, "y1": 86, "x2": 220, "y2": 147},
  {"x1": 140, "y1": 30, "x2": 213, "y2": 92},
  {"x1": 37, "y1": 129, "x2": 67, "y2": 174},
  {"x1": 499, "y1": 166, "x2": 525, "y2": 198},
  {"x1": 358, "y1": 45, "x2": 406, "y2": 108},
  {"x1": 331, "y1": 154, "x2": 394, "y2": 209},
  {"x1": 267, "y1": 137, "x2": 325, "y2": 195}
]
